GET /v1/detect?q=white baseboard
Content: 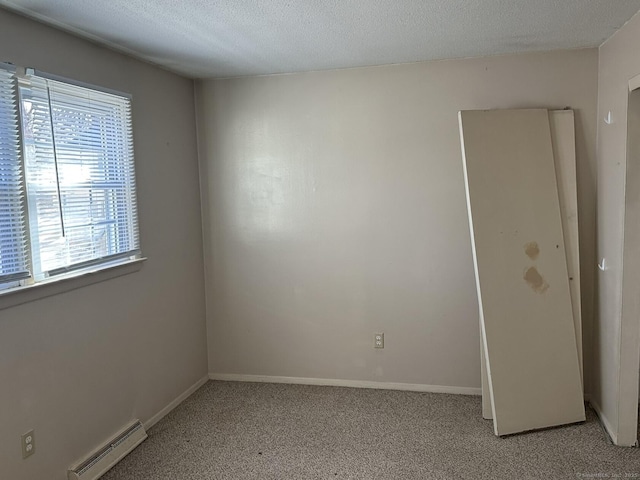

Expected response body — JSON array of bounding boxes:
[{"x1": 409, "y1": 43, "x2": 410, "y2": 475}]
[
  {"x1": 589, "y1": 397, "x2": 618, "y2": 445},
  {"x1": 208, "y1": 373, "x2": 481, "y2": 396},
  {"x1": 144, "y1": 374, "x2": 209, "y2": 429}
]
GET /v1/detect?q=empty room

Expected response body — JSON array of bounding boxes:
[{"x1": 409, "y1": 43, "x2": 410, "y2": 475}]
[{"x1": 2, "y1": 1, "x2": 640, "y2": 479}]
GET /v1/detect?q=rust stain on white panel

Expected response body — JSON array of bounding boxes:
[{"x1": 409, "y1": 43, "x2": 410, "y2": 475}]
[
  {"x1": 524, "y1": 241, "x2": 540, "y2": 260},
  {"x1": 523, "y1": 266, "x2": 549, "y2": 294}
]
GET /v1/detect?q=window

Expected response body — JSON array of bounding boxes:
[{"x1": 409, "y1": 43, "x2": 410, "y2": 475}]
[
  {"x1": 0, "y1": 66, "x2": 29, "y2": 285},
  {"x1": 0, "y1": 64, "x2": 141, "y2": 292}
]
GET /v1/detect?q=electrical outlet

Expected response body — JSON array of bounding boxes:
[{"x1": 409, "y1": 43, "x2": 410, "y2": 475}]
[
  {"x1": 374, "y1": 333, "x2": 384, "y2": 349},
  {"x1": 22, "y1": 430, "x2": 35, "y2": 459}
]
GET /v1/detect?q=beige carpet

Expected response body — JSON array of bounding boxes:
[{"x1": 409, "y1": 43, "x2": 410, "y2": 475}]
[{"x1": 103, "y1": 381, "x2": 640, "y2": 480}]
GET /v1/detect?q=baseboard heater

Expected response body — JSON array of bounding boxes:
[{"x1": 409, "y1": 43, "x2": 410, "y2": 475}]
[{"x1": 68, "y1": 420, "x2": 147, "y2": 480}]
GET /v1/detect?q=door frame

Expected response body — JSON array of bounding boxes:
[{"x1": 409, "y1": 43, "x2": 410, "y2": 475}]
[{"x1": 616, "y1": 72, "x2": 640, "y2": 446}]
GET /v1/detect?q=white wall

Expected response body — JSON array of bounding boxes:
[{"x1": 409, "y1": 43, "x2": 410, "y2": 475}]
[
  {"x1": 0, "y1": 9, "x2": 207, "y2": 479},
  {"x1": 594, "y1": 10, "x2": 640, "y2": 446},
  {"x1": 196, "y1": 49, "x2": 598, "y2": 391}
]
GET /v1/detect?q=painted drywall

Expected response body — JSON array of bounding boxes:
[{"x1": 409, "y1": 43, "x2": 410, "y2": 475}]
[
  {"x1": 196, "y1": 49, "x2": 598, "y2": 392},
  {"x1": 0, "y1": 8, "x2": 207, "y2": 480},
  {"x1": 594, "y1": 9, "x2": 640, "y2": 446}
]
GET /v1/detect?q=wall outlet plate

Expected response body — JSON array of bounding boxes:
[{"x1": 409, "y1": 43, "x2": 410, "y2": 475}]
[
  {"x1": 22, "y1": 429, "x2": 35, "y2": 459},
  {"x1": 374, "y1": 333, "x2": 384, "y2": 349}
]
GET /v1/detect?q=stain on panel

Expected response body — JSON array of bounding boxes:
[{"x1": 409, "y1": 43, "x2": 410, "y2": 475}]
[
  {"x1": 524, "y1": 241, "x2": 540, "y2": 260},
  {"x1": 524, "y1": 266, "x2": 549, "y2": 294}
]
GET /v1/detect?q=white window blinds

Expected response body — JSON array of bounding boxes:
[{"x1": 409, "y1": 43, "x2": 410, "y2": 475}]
[
  {"x1": 0, "y1": 65, "x2": 30, "y2": 283},
  {"x1": 19, "y1": 73, "x2": 140, "y2": 278}
]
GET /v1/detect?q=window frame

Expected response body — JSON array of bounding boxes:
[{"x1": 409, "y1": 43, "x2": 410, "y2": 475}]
[{"x1": 0, "y1": 66, "x2": 144, "y2": 303}]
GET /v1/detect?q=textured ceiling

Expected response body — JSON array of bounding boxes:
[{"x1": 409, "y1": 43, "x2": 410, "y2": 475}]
[{"x1": 1, "y1": 0, "x2": 640, "y2": 79}]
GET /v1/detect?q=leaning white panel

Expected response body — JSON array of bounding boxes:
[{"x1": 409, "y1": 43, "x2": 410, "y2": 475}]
[
  {"x1": 479, "y1": 109, "x2": 583, "y2": 418},
  {"x1": 549, "y1": 110, "x2": 583, "y2": 386},
  {"x1": 459, "y1": 109, "x2": 584, "y2": 436},
  {"x1": 480, "y1": 319, "x2": 493, "y2": 420}
]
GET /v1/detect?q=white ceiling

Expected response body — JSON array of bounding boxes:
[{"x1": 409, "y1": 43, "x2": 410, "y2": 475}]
[{"x1": 1, "y1": 0, "x2": 640, "y2": 79}]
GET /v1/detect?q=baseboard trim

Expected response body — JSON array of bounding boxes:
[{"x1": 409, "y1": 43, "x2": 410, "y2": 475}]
[
  {"x1": 589, "y1": 397, "x2": 618, "y2": 445},
  {"x1": 208, "y1": 373, "x2": 481, "y2": 396},
  {"x1": 144, "y1": 374, "x2": 209, "y2": 429}
]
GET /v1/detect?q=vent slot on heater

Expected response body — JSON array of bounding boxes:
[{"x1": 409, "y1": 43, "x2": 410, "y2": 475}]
[{"x1": 68, "y1": 420, "x2": 147, "y2": 480}]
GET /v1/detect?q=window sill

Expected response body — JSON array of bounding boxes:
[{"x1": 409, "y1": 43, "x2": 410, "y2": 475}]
[{"x1": 0, "y1": 257, "x2": 147, "y2": 311}]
